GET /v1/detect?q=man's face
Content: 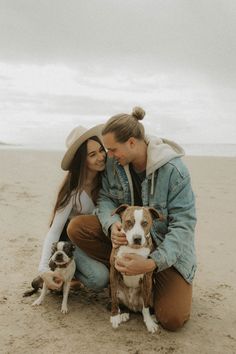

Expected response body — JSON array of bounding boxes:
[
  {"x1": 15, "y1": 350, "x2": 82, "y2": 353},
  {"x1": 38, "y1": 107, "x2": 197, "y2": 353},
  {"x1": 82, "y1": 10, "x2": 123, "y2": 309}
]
[{"x1": 103, "y1": 132, "x2": 134, "y2": 166}]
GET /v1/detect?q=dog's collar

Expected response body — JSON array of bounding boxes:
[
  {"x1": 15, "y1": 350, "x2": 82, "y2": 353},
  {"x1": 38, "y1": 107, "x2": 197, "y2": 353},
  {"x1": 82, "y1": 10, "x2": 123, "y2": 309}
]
[{"x1": 55, "y1": 258, "x2": 73, "y2": 269}]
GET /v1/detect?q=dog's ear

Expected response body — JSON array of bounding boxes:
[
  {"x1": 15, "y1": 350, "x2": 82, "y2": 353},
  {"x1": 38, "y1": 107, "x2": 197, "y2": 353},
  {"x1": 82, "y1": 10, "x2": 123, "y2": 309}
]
[
  {"x1": 111, "y1": 204, "x2": 129, "y2": 216},
  {"x1": 70, "y1": 243, "x2": 76, "y2": 253},
  {"x1": 64, "y1": 242, "x2": 76, "y2": 257},
  {"x1": 51, "y1": 242, "x2": 58, "y2": 255},
  {"x1": 148, "y1": 207, "x2": 164, "y2": 221}
]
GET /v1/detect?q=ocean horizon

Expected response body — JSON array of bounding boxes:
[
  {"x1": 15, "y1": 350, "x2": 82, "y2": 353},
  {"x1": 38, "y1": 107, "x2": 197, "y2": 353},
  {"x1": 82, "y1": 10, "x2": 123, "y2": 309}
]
[
  {"x1": 1, "y1": 141, "x2": 236, "y2": 157},
  {"x1": 0, "y1": 114, "x2": 235, "y2": 157}
]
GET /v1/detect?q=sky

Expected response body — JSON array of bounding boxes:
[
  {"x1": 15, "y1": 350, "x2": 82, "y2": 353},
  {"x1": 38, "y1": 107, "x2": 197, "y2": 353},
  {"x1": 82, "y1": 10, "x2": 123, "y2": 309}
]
[{"x1": 0, "y1": 0, "x2": 235, "y2": 148}]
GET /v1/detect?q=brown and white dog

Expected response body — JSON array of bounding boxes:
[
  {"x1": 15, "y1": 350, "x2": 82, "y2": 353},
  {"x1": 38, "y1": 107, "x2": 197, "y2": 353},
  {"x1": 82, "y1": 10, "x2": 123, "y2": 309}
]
[
  {"x1": 31, "y1": 241, "x2": 76, "y2": 314},
  {"x1": 110, "y1": 204, "x2": 162, "y2": 333}
]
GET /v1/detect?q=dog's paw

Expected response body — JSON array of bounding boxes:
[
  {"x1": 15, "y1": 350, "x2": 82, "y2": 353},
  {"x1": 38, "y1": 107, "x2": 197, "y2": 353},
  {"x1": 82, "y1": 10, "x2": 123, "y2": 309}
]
[
  {"x1": 120, "y1": 312, "x2": 130, "y2": 323},
  {"x1": 110, "y1": 314, "x2": 122, "y2": 328},
  {"x1": 145, "y1": 318, "x2": 159, "y2": 333},
  {"x1": 61, "y1": 305, "x2": 68, "y2": 314},
  {"x1": 110, "y1": 312, "x2": 130, "y2": 328},
  {"x1": 32, "y1": 299, "x2": 42, "y2": 306}
]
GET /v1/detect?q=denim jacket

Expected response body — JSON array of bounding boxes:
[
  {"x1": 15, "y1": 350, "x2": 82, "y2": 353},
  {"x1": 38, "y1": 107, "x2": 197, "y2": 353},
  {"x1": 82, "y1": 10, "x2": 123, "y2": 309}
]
[{"x1": 96, "y1": 136, "x2": 197, "y2": 284}]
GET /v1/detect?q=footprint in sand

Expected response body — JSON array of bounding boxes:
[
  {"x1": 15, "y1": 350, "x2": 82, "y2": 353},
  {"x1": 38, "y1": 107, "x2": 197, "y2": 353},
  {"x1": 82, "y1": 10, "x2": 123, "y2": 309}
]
[
  {"x1": 16, "y1": 191, "x2": 39, "y2": 200},
  {"x1": 217, "y1": 283, "x2": 233, "y2": 290},
  {"x1": 207, "y1": 292, "x2": 225, "y2": 302}
]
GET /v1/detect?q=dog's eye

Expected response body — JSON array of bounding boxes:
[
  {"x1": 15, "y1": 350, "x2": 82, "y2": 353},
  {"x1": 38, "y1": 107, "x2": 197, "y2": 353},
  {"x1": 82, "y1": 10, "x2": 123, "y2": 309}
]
[
  {"x1": 141, "y1": 221, "x2": 148, "y2": 227},
  {"x1": 125, "y1": 220, "x2": 133, "y2": 228}
]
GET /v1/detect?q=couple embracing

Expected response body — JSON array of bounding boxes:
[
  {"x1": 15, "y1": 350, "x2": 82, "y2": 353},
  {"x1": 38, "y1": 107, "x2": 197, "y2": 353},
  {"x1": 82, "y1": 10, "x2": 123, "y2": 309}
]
[{"x1": 32, "y1": 106, "x2": 196, "y2": 331}]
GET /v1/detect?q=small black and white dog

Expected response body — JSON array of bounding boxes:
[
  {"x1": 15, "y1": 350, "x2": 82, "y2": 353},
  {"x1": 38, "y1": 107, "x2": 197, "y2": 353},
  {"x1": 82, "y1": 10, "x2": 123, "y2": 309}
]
[{"x1": 25, "y1": 241, "x2": 76, "y2": 314}]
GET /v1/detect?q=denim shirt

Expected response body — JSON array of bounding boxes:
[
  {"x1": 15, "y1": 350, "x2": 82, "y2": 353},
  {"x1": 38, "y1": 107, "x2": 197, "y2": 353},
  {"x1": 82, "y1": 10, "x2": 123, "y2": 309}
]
[{"x1": 96, "y1": 155, "x2": 197, "y2": 284}]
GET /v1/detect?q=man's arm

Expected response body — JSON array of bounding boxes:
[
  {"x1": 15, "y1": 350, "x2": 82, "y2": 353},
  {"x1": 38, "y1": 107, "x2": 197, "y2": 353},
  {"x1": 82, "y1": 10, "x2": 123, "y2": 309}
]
[
  {"x1": 115, "y1": 253, "x2": 156, "y2": 275},
  {"x1": 149, "y1": 168, "x2": 196, "y2": 272},
  {"x1": 95, "y1": 164, "x2": 121, "y2": 236}
]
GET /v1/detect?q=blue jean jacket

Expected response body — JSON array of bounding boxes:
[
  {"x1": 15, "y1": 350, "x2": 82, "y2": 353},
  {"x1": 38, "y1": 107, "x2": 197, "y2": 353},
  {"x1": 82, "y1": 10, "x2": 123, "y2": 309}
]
[{"x1": 96, "y1": 156, "x2": 197, "y2": 284}]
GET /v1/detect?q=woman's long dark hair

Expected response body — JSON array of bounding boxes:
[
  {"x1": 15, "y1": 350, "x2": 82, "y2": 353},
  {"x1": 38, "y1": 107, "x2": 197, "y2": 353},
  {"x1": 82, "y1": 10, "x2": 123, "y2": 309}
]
[{"x1": 50, "y1": 136, "x2": 105, "y2": 225}]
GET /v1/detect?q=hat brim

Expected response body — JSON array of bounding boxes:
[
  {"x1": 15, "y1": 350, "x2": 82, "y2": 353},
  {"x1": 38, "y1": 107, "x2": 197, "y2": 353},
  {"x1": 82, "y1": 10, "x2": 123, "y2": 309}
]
[{"x1": 61, "y1": 123, "x2": 105, "y2": 171}]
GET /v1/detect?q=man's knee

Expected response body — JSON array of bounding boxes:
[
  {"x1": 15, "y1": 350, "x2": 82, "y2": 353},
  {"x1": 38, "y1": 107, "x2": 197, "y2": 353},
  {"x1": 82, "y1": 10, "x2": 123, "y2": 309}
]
[
  {"x1": 155, "y1": 306, "x2": 190, "y2": 331},
  {"x1": 160, "y1": 316, "x2": 187, "y2": 332},
  {"x1": 66, "y1": 217, "x2": 81, "y2": 242},
  {"x1": 67, "y1": 216, "x2": 85, "y2": 244}
]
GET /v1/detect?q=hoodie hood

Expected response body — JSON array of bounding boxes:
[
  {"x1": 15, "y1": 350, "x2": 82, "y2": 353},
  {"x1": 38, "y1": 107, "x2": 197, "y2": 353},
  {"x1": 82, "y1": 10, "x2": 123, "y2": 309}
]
[{"x1": 145, "y1": 135, "x2": 185, "y2": 176}]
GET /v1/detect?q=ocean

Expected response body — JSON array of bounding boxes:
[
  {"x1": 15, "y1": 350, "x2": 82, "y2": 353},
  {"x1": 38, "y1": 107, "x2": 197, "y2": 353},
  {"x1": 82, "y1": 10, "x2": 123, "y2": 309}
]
[
  {"x1": 0, "y1": 115, "x2": 235, "y2": 156},
  {"x1": 1, "y1": 140, "x2": 236, "y2": 157}
]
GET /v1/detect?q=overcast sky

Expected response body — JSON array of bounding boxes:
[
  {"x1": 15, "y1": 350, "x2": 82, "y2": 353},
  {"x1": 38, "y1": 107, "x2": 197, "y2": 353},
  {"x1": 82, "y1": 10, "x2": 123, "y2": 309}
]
[{"x1": 0, "y1": 0, "x2": 235, "y2": 145}]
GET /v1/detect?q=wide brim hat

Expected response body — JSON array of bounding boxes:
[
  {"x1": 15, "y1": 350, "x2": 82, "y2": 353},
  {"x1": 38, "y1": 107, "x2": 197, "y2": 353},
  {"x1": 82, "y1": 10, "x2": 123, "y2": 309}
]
[{"x1": 61, "y1": 123, "x2": 105, "y2": 171}]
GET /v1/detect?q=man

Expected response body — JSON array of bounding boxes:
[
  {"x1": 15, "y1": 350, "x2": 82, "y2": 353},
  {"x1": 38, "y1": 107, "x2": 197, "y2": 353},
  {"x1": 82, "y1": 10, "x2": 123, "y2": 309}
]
[{"x1": 68, "y1": 107, "x2": 197, "y2": 331}]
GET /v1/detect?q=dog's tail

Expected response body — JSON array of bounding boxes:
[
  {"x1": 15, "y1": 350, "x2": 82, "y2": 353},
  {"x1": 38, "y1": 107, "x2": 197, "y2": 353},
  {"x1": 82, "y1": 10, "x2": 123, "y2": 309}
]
[
  {"x1": 23, "y1": 288, "x2": 38, "y2": 297},
  {"x1": 23, "y1": 276, "x2": 43, "y2": 297}
]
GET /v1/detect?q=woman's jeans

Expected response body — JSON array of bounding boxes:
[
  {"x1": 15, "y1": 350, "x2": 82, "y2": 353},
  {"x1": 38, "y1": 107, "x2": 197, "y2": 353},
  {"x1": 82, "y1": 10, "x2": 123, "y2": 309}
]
[
  {"x1": 73, "y1": 247, "x2": 109, "y2": 290},
  {"x1": 60, "y1": 218, "x2": 111, "y2": 291}
]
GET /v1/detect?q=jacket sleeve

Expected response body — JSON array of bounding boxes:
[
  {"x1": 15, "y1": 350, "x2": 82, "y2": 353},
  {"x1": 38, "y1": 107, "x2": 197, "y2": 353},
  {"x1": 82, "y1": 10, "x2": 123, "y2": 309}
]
[
  {"x1": 149, "y1": 168, "x2": 197, "y2": 272},
  {"x1": 95, "y1": 168, "x2": 121, "y2": 236}
]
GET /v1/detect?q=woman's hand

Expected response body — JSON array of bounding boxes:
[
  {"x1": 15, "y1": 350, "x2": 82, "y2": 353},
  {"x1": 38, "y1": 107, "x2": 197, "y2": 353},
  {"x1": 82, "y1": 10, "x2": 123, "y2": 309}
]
[
  {"x1": 115, "y1": 253, "x2": 156, "y2": 276},
  {"x1": 40, "y1": 271, "x2": 63, "y2": 290},
  {"x1": 110, "y1": 221, "x2": 127, "y2": 248}
]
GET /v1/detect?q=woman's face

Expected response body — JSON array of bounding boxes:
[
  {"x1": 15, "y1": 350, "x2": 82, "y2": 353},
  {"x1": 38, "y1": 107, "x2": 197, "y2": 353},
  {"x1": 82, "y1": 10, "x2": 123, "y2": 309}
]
[{"x1": 86, "y1": 139, "x2": 106, "y2": 172}]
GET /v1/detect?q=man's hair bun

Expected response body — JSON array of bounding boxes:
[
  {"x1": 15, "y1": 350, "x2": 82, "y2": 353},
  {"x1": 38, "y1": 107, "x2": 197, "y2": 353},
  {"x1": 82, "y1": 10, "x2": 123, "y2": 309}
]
[{"x1": 131, "y1": 107, "x2": 145, "y2": 120}]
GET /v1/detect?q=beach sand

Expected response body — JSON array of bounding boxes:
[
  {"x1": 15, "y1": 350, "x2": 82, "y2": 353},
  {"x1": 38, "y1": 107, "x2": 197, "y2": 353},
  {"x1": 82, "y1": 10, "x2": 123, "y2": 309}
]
[{"x1": 0, "y1": 149, "x2": 235, "y2": 354}]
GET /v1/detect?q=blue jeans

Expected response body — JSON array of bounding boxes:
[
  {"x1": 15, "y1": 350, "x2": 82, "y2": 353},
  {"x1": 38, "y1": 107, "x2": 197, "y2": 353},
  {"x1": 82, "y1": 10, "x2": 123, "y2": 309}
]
[
  {"x1": 73, "y1": 246, "x2": 109, "y2": 290},
  {"x1": 66, "y1": 215, "x2": 112, "y2": 290}
]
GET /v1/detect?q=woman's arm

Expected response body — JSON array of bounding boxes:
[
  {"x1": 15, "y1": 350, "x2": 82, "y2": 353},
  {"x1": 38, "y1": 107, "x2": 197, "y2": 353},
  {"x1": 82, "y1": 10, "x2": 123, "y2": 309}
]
[{"x1": 38, "y1": 198, "x2": 73, "y2": 273}]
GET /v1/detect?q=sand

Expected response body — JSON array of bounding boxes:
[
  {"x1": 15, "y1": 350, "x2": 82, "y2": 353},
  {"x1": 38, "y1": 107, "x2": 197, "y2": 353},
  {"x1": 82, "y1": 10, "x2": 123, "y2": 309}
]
[{"x1": 0, "y1": 148, "x2": 236, "y2": 354}]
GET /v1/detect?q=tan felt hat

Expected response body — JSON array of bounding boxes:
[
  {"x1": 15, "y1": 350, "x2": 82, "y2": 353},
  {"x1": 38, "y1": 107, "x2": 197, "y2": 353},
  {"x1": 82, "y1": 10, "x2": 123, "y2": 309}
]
[{"x1": 61, "y1": 124, "x2": 104, "y2": 171}]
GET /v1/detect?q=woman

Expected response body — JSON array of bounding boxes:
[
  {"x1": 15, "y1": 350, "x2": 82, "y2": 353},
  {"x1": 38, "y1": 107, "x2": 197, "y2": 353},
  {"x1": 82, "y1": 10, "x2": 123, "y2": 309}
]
[{"x1": 33, "y1": 124, "x2": 112, "y2": 292}]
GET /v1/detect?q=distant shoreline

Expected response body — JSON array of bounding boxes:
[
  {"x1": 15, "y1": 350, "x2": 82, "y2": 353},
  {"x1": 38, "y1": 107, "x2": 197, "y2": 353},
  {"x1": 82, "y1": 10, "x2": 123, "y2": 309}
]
[
  {"x1": 0, "y1": 141, "x2": 21, "y2": 147},
  {"x1": 1, "y1": 142, "x2": 236, "y2": 157}
]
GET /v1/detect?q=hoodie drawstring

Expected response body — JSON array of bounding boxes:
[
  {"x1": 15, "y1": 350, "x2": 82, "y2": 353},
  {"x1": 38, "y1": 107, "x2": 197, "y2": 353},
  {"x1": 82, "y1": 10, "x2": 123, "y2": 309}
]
[{"x1": 151, "y1": 172, "x2": 155, "y2": 195}]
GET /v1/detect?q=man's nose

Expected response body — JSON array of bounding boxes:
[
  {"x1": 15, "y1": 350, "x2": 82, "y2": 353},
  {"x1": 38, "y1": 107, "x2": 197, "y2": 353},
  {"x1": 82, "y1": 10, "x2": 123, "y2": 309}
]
[{"x1": 107, "y1": 151, "x2": 113, "y2": 158}]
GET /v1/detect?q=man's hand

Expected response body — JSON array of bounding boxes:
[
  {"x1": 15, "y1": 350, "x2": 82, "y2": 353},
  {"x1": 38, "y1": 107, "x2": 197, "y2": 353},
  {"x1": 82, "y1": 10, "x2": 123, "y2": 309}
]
[
  {"x1": 115, "y1": 253, "x2": 156, "y2": 275},
  {"x1": 40, "y1": 271, "x2": 63, "y2": 290},
  {"x1": 110, "y1": 221, "x2": 127, "y2": 248}
]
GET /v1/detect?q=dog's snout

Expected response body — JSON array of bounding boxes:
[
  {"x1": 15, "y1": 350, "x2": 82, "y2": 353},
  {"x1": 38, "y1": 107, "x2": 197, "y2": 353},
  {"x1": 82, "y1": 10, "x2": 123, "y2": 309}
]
[
  {"x1": 55, "y1": 252, "x2": 64, "y2": 260},
  {"x1": 133, "y1": 235, "x2": 142, "y2": 245}
]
